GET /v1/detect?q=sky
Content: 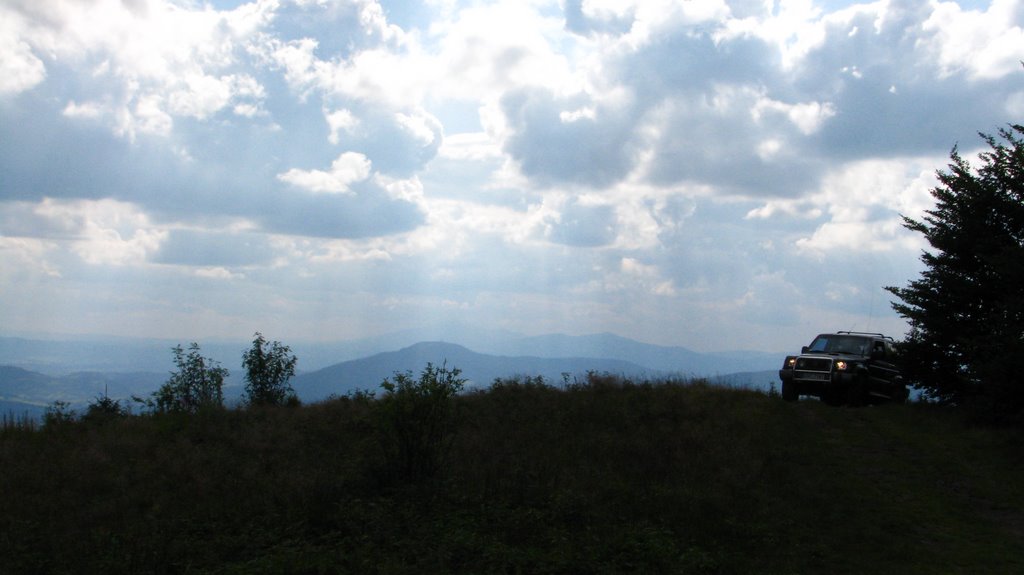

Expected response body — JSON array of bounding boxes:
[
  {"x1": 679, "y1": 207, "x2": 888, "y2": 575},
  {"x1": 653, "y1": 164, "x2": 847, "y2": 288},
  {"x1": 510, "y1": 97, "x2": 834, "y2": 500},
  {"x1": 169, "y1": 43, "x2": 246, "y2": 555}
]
[{"x1": 0, "y1": 0, "x2": 1022, "y2": 353}]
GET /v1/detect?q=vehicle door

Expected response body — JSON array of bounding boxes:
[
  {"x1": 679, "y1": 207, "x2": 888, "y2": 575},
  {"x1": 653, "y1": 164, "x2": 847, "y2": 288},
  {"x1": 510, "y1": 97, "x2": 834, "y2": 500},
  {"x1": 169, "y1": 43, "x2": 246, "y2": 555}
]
[{"x1": 867, "y1": 340, "x2": 899, "y2": 384}]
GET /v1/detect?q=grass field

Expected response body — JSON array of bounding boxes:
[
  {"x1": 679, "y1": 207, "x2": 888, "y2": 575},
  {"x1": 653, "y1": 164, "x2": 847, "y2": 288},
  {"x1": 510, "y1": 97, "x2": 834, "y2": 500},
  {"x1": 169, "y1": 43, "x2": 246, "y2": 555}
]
[{"x1": 1, "y1": 375, "x2": 1021, "y2": 574}]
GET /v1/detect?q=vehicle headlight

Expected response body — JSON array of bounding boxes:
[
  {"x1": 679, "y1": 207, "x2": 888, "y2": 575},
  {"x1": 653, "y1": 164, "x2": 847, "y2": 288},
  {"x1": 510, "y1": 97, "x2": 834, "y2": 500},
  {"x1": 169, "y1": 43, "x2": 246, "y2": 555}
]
[
  {"x1": 785, "y1": 357, "x2": 796, "y2": 368},
  {"x1": 835, "y1": 361, "x2": 848, "y2": 371}
]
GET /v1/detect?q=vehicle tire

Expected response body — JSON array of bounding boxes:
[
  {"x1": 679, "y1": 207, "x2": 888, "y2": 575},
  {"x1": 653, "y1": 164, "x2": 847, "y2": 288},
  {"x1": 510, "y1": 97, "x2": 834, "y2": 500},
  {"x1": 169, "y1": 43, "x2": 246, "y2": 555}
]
[
  {"x1": 846, "y1": 376, "x2": 868, "y2": 407},
  {"x1": 894, "y1": 385, "x2": 909, "y2": 404},
  {"x1": 781, "y1": 380, "x2": 798, "y2": 402},
  {"x1": 822, "y1": 389, "x2": 843, "y2": 406}
]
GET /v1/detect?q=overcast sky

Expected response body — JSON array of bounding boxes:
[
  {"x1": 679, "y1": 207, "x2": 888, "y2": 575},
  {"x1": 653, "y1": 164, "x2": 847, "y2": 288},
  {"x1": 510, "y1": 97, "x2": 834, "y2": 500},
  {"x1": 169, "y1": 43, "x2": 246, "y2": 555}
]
[{"x1": 1, "y1": 0, "x2": 1021, "y2": 353}]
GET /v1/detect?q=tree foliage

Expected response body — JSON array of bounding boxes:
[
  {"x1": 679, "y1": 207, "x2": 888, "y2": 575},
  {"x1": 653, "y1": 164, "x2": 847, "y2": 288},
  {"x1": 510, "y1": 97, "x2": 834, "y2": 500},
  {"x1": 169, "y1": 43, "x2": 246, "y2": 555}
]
[
  {"x1": 887, "y1": 124, "x2": 1024, "y2": 421},
  {"x1": 242, "y1": 332, "x2": 298, "y2": 407},
  {"x1": 152, "y1": 343, "x2": 228, "y2": 413}
]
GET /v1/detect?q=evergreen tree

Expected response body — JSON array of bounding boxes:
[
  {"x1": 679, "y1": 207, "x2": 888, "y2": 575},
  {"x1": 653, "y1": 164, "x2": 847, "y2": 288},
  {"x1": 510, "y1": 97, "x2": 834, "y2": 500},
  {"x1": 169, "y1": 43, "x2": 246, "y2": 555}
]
[
  {"x1": 242, "y1": 332, "x2": 298, "y2": 406},
  {"x1": 82, "y1": 391, "x2": 128, "y2": 423},
  {"x1": 887, "y1": 124, "x2": 1024, "y2": 421}
]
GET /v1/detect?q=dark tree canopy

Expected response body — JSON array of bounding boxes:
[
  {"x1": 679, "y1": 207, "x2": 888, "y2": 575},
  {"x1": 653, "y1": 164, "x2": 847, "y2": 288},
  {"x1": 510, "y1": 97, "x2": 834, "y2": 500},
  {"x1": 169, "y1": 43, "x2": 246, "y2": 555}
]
[
  {"x1": 887, "y1": 124, "x2": 1024, "y2": 421},
  {"x1": 242, "y1": 332, "x2": 298, "y2": 407}
]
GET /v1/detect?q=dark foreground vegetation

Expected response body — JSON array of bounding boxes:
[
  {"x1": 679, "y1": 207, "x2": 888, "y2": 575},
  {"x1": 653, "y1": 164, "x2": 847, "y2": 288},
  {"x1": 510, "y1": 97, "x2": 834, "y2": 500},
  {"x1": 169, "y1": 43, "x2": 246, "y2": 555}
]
[{"x1": 2, "y1": 372, "x2": 1023, "y2": 574}]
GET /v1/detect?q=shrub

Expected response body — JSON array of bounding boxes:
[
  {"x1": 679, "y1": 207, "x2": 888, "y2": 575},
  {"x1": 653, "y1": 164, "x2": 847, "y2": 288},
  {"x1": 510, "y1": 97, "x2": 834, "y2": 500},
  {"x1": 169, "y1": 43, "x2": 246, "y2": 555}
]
[
  {"x1": 150, "y1": 343, "x2": 228, "y2": 413},
  {"x1": 376, "y1": 362, "x2": 466, "y2": 484},
  {"x1": 43, "y1": 400, "x2": 77, "y2": 428}
]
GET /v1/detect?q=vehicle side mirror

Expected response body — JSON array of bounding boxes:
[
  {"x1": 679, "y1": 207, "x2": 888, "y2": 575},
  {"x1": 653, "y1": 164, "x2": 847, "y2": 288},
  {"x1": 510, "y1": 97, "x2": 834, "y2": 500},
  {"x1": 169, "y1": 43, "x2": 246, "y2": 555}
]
[{"x1": 801, "y1": 346, "x2": 810, "y2": 354}]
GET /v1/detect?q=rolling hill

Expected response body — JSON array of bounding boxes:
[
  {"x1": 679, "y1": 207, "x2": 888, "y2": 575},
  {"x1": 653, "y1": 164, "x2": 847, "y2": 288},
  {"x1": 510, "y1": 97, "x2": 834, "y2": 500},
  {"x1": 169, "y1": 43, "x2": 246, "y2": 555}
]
[{"x1": 0, "y1": 366, "x2": 165, "y2": 415}]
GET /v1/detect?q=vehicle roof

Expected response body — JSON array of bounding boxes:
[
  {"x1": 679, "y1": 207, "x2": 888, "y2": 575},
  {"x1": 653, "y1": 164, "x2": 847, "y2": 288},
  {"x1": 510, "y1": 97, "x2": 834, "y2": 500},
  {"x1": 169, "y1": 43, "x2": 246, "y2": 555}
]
[{"x1": 817, "y1": 331, "x2": 893, "y2": 341}]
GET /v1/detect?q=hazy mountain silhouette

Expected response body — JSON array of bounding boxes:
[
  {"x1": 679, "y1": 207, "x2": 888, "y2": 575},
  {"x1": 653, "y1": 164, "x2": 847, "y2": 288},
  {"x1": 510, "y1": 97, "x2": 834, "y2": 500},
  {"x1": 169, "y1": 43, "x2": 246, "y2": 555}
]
[
  {"x1": 495, "y1": 332, "x2": 779, "y2": 374},
  {"x1": 291, "y1": 341, "x2": 658, "y2": 401},
  {"x1": 1, "y1": 330, "x2": 783, "y2": 376},
  {"x1": 0, "y1": 365, "x2": 165, "y2": 415},
  {"x1": 2, "y1": 331, "x2": 785, "y2": 409}
]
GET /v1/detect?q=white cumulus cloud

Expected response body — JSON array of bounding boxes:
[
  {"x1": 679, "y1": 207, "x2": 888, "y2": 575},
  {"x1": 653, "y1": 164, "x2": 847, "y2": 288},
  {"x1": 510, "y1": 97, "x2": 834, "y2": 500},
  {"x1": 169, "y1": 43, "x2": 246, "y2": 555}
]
[{"x1": 278, "y1": 152, "x2": 374, "y2": 194}]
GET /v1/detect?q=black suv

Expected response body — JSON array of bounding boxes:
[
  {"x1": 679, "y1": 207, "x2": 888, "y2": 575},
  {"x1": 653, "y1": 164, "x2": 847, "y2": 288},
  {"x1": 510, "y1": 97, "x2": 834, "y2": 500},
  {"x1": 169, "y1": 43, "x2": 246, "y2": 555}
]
[{"x1": 779, "y1": 331, "x2": 908, "y2": 405}]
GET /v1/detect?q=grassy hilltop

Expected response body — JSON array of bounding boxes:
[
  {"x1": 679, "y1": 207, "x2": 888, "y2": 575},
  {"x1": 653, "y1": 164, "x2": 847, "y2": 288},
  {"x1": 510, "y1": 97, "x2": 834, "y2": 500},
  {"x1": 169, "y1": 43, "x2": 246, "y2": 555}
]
[{"x1": 1, "y1": 375, "x2": 1022, "y2": 574}]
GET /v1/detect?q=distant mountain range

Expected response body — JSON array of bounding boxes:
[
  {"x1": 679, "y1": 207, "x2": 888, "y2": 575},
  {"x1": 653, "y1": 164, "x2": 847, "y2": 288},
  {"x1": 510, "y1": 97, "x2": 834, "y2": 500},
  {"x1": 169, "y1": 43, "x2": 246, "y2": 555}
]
[
  {"x1": 0, "y1": 365, "x2": 166, "y2": 419},
  {"x1": 292, "y1": 341, "x2": 655, "y2": 401},
  {"x1": 0, "y1": 331, "x2": 784, "y2": 415}
]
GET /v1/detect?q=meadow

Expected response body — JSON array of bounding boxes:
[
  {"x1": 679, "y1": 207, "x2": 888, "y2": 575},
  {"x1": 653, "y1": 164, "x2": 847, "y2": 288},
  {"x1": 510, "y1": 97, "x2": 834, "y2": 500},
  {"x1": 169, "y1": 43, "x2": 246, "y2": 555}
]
[{"x1": 1, "y1": 373, "x2": 1022, "y2": 574}]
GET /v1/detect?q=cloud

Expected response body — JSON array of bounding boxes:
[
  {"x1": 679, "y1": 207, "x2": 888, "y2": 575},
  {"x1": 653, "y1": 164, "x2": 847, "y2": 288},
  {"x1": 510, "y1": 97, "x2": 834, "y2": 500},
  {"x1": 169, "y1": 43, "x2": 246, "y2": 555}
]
[
  {"x1": 354, "y1": 109, "x2": 444, "y2": 176},
  {"x1": 482, "y1": 0, "x2": 1020, "y2": 205},
  {"x1": 193, "y1": 266, "x2": 246, "y2": 280},
  {"x1": 260, "y1": 181, "x2": 425, "y2": 239},
  {"x1": 0, "y1": 236, "x2": 62, "y2": 280},
  {"x1": 921, "y1": 0, "x2": 1024, "y2": 80},
  {"x1": 428, "y1": 1, "x2": 578, "y2": 100},
  {"x1": 748, "y1": 155, "x2": 940, "y2": 254},
  {"x1": 546, "y1": 196, "x2": 618, "y2": 247},
  {"x1": 564, "y1": 0, "x2": 635, "y2": 37},
  {"x1": 153, "y1": 229, "x2": 278, "y2": 268},
  {"x1": 0, "y1": 13, "x2": 45, "y2": 94},
  {"x1": 0, "y1": 0, "x2": 1021, "y2": 352},
  {"x1": 0, "y1": 198, "x2": 166, "y2": 266},
  {"x1": 1, "y1": 0, "x2": 277, "y2": 139},
  {"x1": 501, "y1": 88, "x2": 639, "y2": 188},
  {"x1": 278, "y1": 152, "x2": 373, "y2": 194},
  {"x1": 325, "y1": 108, "x2": 358, "y2": 144}
]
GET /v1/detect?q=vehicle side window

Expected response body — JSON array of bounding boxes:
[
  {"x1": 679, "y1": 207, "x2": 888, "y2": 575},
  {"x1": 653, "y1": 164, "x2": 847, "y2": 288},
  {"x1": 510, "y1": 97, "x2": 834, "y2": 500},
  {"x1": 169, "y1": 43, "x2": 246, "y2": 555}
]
[
  {"x1": 885, "y1": 341, "x2": 897, "y2": 358},
  {"x1": 809, "y1": 337, "x2": 828, "y2": 351}
]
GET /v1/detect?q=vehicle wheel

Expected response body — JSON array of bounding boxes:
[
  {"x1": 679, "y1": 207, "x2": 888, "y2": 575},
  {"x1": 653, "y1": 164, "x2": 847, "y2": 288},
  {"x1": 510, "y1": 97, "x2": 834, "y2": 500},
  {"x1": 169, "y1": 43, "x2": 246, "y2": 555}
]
[
  {"x1": 894, "y1": 385, "x2": 909, "y2": 404},
  {"x1": 781, "y1": 380, "x2": 798, "y2": 402},
  {"x1": 846, "y1": 376, "x2": 868, "y2": 407},
  {"x1": 822, "y1": 388, "x2": 843, "y2": 406}
]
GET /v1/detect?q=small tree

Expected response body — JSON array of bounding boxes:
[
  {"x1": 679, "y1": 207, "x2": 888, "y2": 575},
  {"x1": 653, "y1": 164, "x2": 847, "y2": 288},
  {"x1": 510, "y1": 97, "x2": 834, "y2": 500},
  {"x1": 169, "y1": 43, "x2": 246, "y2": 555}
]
[
  {"x1": 151, "y1": 343, "x2": 228, "y2": 413},
  {"x1": 887, "y1": 124, "x2": 1024, "y2": 421},
  {"x1": 242, "y1": 332, "x2": 298, "y2": 407},
  {"x1": 82, "y1": 392, "x2": 129, "y2": 424}
]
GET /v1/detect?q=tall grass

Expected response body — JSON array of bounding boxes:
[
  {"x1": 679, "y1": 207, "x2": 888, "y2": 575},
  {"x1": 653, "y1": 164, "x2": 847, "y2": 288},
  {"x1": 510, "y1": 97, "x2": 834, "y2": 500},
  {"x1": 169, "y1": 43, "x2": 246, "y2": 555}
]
[
  {"x1": 1, "y1": 373, "x2": 1021, "y2": 574},
  {"x1": 1, "y1": 411, "x2": 37, "y2": 435}
]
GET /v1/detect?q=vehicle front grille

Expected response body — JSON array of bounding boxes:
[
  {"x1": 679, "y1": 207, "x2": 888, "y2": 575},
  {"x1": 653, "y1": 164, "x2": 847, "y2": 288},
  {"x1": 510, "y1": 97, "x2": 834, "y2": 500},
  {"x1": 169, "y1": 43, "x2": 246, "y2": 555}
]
[
  {"x1": 795, "y1": 357, "x2": 832, "y2": 372},
  {"x1": 793, "y1": 356, "x2": 833, "y2": 382}
]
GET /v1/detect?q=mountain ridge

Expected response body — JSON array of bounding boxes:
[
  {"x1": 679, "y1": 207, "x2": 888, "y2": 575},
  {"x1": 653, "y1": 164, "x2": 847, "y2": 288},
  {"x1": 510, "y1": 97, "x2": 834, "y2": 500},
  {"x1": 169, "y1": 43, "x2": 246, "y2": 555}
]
[
  {"x1": 291, "y1": 341, "x2": 661, "y2": 401},
  {"x1": 2, "y1": 332, "x2": 785, "y2": 410},
  {"x1": 0, "y1": 330, "x2": 783, "y2": 375}
]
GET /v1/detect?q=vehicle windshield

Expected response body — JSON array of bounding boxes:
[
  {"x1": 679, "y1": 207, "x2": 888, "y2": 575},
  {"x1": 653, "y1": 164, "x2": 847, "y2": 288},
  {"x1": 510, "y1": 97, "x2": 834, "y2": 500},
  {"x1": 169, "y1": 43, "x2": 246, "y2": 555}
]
[{"x1": 807, "y1": 335, "x2": 871, "y2": 355}]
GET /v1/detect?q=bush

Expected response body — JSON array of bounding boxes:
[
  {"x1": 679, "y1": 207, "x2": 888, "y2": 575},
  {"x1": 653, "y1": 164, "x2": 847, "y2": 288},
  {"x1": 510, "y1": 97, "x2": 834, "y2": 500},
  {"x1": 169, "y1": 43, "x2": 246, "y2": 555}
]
[
  {"x1": 376, "y1": 362, "x2": 466, "y2": 484},
  {"x1": 149, "y1": 343, "x2": 228, "y2": 413},
  {"x1": 42, "y1": 400, "x2": 77, "y2": 428}
]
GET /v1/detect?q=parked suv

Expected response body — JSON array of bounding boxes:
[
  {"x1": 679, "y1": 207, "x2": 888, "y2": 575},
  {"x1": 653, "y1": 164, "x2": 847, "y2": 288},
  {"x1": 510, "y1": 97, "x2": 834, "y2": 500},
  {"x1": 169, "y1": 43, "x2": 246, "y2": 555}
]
[{"x1": 779, "y1": 331, "x2": 908, "y2": 405}]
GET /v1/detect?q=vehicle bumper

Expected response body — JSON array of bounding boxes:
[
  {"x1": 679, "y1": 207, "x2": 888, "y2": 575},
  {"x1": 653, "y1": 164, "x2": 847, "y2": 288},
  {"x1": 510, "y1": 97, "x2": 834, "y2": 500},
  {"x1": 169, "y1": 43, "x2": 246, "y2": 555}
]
[{"x1": 779, "y1": 370, "x2": 857, "y2": 397}]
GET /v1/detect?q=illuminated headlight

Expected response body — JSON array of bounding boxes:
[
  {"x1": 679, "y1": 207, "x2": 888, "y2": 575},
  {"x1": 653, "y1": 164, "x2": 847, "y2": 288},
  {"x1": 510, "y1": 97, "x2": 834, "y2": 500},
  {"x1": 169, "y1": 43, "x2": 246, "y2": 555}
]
[
  {"x1": 835, "y1": 361, "x2": 849, "y2": 371},
  {"x1": 785, "y1": 357, "x2": 796, "y2": 368}
]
